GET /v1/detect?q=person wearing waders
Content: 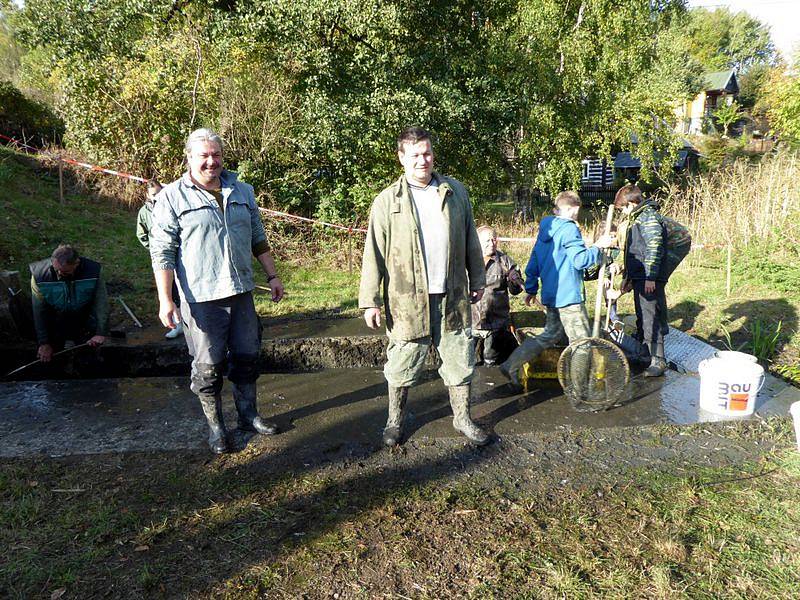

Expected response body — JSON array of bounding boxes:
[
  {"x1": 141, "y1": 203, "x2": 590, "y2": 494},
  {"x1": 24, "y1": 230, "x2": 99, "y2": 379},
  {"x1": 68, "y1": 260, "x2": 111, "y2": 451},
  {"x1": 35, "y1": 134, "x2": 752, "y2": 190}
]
[
  {"x1": 498, "y1": 192, "x2": 615, "y2": 390},
  {"x1": 359, "y1": 126, "x2": 489, "y2": 447},
  {"x1": 149, "y1": 128, "x2": 285, "y2": 454},
  {"x1": 136, "y1": 179, "x2": 183, "y2": 339},
  {"x1": 610, "y1": 184, "x2": 691, "y2": 376}
]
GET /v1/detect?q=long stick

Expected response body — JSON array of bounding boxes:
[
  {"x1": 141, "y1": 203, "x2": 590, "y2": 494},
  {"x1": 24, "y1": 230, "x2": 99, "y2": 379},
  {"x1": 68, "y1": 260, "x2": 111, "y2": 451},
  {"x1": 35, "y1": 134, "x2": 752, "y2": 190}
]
[
  {"x1": 4, "y1": 342, "x2": 92, "y2": 378},
  {"x1": 592, "y1": 205, "x2": 615, "y2": 338},
  {"x1": 58, "y1": 156, "x2": 65, "y2": 204},
  {"x1": 726, "y1": 244, "x2": 732, "y2": 298},
  {"x1": 117, "y1": 296, "x2": 142, "y2": 328}
]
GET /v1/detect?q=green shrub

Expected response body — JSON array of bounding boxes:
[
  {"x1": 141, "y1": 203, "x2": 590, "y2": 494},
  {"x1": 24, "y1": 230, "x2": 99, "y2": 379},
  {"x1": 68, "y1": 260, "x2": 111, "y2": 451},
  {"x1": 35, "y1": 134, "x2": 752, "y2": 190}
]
[{"x1": 0, "y1": 80, "x2": 64, "y2": 146}]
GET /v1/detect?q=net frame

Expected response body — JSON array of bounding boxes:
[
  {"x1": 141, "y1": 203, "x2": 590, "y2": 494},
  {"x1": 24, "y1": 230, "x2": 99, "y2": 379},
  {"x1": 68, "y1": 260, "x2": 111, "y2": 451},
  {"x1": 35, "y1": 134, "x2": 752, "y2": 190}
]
[{"x1": 557, "y1": 203, "x2": 631, "y2": 411}]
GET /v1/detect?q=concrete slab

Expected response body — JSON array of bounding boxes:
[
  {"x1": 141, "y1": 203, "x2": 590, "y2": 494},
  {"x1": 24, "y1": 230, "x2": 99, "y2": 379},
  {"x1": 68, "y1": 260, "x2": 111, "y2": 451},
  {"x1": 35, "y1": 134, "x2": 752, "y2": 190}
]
[{"x1": 1, "y1": 365, "x2": 795, "y2": 458}]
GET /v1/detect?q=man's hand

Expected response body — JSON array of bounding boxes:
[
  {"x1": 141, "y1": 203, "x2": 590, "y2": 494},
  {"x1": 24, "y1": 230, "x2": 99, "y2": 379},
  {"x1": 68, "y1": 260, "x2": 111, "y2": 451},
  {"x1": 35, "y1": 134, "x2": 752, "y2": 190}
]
[
  {"x1": 606, "y1": 288, "x2": 622, "y2": 301},
  {"x1": 364, "y1": 307, "x2": 381, "y2": 329},
  {"x1": 644, "y1": 280, "x2": 656, "y2": 294},
  {"x1": 87, "y1": 335, "x2": 106, "y2": 347},
  {"x1": 269, "y1": 277, "x2": 285, "y2": 303},
  {"x1": 524, "y1": 293, "x2": 537, "y2": 307},
  {"x1": 37, "y1": 344, "x2": 53, "y2": 362},
  {"x1": 594, "y1": 233, "x2": 617, "y2": 249},
  {"x1": 159, "y1": 300, "x2": 181, "y2": 329},
  {"x1": 469, "y1": 289, "x2": 485, "y2": 304},
  {"x1": 608, "y1": 262, "x2": 623, "y2": 276},
  {"x1": 620, "y1": 279, "x2": 633, "y2": 294}
]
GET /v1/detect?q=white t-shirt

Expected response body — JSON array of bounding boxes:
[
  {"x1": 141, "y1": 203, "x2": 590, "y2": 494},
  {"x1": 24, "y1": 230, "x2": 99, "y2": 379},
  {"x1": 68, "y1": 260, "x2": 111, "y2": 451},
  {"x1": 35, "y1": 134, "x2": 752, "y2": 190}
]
[{"x1": 409, "y1": 178, "x2": 449, "y2": 294}]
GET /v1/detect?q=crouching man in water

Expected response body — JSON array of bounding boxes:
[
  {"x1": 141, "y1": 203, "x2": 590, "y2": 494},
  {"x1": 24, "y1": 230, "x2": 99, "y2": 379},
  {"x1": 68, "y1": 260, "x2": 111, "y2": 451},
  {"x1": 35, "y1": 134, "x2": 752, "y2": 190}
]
[
  {"x1": 359, "y1": 126, "x2": 489, "y2": 447},
  {"x1": 149, "y1": 128, "x2": 285, "y2": 454}
]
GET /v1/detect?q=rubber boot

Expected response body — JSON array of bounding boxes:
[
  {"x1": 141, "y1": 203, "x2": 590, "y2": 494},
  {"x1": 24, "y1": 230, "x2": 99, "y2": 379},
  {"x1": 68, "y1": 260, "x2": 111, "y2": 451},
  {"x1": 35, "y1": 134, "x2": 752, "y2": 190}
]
[
  {"x1": 499, "y1": 337, "x2": 542, "y2": 392},
  {"x1": 449, "y1": 384, "x2": 490, "y2": 446},
  {"x1": 644, "y1": 341, "x2": 667, "y2": 377},
  {"x1": 198, "y1": 393, "x2": 228, "y2": 454},
  {"x1": 233, "y1": 382, "x2": 278, "y2": 435},
  {"x1": 382, "y1": 386, "x2": 408, "y2": 447}
]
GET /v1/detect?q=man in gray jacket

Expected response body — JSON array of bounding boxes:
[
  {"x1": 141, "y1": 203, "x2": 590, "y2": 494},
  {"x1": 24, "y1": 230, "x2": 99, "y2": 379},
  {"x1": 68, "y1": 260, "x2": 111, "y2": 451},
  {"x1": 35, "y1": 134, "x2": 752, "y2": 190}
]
[
  {"x1": 359, "y1": 126, "x2": 489, "y2": 447},
  {"x1": 149, "y1": 128, "x2": 285, "y2": 454}
]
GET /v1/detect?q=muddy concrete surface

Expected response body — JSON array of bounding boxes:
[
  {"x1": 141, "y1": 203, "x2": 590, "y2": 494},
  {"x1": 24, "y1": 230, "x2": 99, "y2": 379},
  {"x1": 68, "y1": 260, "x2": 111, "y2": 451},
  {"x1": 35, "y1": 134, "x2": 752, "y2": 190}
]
[
  {"x1": 1, "y1": 363, "x2": 795, "y2": 458},
  {"x1": 1, "y1": 317, "x2": 797, "y2": 459}
]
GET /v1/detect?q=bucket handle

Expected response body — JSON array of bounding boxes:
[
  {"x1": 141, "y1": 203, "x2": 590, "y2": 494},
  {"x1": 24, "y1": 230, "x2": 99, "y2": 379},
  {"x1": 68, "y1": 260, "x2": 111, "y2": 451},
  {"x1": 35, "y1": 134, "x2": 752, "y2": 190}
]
[{"x1": 756, "y1": 371, "x2": 766, "y2": 394}]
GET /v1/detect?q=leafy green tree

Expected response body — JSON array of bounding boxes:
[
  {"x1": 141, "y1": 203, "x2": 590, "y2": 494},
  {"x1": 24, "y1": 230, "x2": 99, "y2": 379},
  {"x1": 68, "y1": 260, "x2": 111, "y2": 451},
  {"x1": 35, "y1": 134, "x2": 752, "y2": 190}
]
[
  {"x1": 764, "y1": 62, "x2": 800, "y2": 146},
  {"x1": 0, "y1": 1, "x2": 21, "y2": 82},
  {"x1": 713, "y1": 100, "x2": 740, "y2": 137},
  {"x1": 508, "y1": 0, "x2": 700, "y2": 191},
  {"x1": 8, "y1": 0, "x2": 702, "y2": 219},
  {"x1": 682, "y1": 7, "x2": 776, "y2": 73}
]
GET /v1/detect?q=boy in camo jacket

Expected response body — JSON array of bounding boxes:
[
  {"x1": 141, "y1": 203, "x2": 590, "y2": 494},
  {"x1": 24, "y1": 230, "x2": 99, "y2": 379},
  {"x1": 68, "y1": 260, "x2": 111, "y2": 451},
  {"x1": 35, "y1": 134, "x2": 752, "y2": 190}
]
[{"x1": 613, "y1": 184, "x2": 683, "y2": 377}]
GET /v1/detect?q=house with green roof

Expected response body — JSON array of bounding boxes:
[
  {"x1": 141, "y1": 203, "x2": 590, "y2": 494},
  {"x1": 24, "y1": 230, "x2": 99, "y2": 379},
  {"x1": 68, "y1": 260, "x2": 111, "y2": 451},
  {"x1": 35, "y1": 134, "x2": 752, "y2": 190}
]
[{"x1": 674, "y1": 70, "x2": 739, "y2": 135}]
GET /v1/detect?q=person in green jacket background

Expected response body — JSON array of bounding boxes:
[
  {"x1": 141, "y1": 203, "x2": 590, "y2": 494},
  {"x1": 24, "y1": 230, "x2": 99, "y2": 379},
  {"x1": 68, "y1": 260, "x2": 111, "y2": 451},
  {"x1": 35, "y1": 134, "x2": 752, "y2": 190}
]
[
  {"x1": 29, "y1": 244, "x2": 109, "y2": 363},
  {"x1": 359, "y1": 126, "x2": 489, "y2": 448},
  {"x1": 137, "y1": 179, "x2": 183, "y2": 339}
]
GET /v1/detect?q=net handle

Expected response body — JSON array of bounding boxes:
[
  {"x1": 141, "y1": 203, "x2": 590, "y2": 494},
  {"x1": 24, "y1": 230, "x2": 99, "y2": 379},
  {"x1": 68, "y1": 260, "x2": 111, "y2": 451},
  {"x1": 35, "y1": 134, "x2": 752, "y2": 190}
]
[{"x1": 592, "y1": 204, "x2": 615, "y2": 338}]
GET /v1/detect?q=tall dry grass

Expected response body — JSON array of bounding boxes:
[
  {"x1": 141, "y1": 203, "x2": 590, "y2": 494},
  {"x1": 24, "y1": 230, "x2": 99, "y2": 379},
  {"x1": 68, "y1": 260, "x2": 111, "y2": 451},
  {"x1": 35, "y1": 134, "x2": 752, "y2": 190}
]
[{"x1": 661, "y1": 151, "x2": 800, "y2": 250}]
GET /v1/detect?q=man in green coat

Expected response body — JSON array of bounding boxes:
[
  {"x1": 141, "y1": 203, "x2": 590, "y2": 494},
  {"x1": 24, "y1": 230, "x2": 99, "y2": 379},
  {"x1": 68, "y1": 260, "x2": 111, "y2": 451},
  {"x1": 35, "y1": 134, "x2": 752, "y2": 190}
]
[
  {"x1": 30, "y1": 244, "x2": 109, "y2": 363},
  {"x1": 359, "y1": 126, "x2": 489, "y2": 447}
]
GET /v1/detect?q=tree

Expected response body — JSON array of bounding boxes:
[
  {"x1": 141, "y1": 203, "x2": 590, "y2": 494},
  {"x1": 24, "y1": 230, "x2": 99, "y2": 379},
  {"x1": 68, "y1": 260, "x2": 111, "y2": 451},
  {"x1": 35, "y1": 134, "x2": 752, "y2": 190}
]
[
  {"x1": 713, "y1": 100, "x2": 740, "y2": 137},
  {"x1": 0, "y1": 2, "x2": 21, "y2": 82},
  {"x1": 763, "y1": 61, "x2": 800, "y2": 146},
  {"x1": 682, "y1": 7, "x2": 776, "y2": 73},
  {"x1": 8, "y1": 0, "x2": 701, "y2": 219}
]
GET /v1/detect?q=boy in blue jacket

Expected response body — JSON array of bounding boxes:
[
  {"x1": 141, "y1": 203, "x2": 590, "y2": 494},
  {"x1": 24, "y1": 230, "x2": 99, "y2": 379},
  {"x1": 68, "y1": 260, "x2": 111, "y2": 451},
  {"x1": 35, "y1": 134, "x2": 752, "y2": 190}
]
[{"x1": 500, "y1": 191, "x2": 615, "y2": 389}]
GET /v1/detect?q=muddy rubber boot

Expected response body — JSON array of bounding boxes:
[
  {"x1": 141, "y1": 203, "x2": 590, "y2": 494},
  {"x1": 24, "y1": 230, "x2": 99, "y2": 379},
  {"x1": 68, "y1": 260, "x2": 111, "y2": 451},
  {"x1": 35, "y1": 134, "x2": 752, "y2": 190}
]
[
  {"x1": 382, "y1": 386, "x2": 409, "y2": 447},
  {"x1": 233, "y1": 383, "x2": 278, "y2": 435},
  {"x1": 198, "y1": 393, "x2": 228, "y2": 454},
  {"x1": 644, "y1": 341, "x2": 667, "y2": 377},
  {"x1": 449, "y1": 385, "x2": 490, "y2": 446},
  {"x1": 499, "y1": 338, "x2": 542, "y2": 392}
]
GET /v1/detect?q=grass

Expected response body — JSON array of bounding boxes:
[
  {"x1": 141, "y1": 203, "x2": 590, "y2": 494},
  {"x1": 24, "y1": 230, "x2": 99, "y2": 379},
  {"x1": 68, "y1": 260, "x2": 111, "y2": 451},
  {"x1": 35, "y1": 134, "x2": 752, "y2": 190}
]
[{"x1": 1, "y1": 427, "x2": 799, "y2": 598}]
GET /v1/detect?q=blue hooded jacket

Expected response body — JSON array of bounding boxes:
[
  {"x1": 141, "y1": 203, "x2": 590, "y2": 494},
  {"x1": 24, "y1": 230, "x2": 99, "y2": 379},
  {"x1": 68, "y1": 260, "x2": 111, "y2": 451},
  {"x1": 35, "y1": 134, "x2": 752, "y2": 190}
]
[{"x1": 525, "y1": 216, "x2": 601, "y2": 308}]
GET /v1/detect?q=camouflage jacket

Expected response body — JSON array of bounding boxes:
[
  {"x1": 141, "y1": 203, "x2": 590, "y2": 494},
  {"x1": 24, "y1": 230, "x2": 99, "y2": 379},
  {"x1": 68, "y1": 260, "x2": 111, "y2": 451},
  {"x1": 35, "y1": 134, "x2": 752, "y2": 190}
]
[
  {"x1": 359, "y1": 173, "x2": 486, "y2": 341},
  {"x1": 624, "y1": 199, "x2": 667, "y2": 281}
]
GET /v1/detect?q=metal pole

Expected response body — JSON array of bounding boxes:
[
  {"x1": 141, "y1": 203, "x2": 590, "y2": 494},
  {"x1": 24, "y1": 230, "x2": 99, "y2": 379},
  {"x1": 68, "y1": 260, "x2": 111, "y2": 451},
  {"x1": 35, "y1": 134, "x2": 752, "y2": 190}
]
[
  {"x1": 348, "y1": 230, "x2": 353, "y2": 275},
  {"x1": 58, "y1": 156, "x2": 65, "y2": 204},
  {"x1": 117, "y1": 296, "x2": 143, "y2": 328},
  {"x1": 726, "y1": 244, "x2": 732, "y2": 298}
]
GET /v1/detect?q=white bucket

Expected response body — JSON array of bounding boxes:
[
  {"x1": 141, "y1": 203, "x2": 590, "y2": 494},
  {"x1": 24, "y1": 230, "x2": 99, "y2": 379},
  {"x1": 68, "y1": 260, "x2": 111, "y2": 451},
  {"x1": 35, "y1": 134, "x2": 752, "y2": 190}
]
[
  {"x1": 790, "y1": 402, "x2": 800, "y2": 452},
  {"x1": 698, "y1": 355, "x2": 765, "y2": 416},
  {"x1": 714, "y1": 350, "x2": 757, "y2": 363}
]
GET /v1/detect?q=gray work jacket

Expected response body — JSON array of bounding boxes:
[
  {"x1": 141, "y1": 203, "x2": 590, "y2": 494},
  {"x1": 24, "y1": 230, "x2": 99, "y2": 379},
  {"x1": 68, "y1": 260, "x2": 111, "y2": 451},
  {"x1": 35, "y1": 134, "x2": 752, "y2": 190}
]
[{"x1": 149, "y1": 170, "x2": 268, "y2": 303}]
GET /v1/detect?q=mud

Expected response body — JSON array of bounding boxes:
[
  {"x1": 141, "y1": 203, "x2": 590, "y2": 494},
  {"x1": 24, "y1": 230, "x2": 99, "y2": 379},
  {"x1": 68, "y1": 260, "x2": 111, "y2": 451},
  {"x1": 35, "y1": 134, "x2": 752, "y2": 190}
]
[
  {"x1": 1, "y1": 364, "x2": 795, "y2": 458},
  {"x1": 0, "y1": 316, "x2": 560, "y2": 380}
]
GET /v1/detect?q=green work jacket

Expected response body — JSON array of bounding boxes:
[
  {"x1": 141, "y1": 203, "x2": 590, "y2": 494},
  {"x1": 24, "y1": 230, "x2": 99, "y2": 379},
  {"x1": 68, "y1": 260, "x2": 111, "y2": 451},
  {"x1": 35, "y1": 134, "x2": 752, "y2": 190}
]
[
  {"x1": 359, "y1": 173, "x2": 486, "y2": 341},
  {"x1": 29, "y1": 257, "x2": 109, "y2": 344}
]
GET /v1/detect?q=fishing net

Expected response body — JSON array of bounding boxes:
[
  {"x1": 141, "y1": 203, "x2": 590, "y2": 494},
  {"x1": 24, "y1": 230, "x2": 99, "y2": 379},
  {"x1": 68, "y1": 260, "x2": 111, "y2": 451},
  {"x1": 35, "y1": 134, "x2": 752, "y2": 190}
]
[{"x1": 557, "y1": 335, "x2": 630, "y2": 411}]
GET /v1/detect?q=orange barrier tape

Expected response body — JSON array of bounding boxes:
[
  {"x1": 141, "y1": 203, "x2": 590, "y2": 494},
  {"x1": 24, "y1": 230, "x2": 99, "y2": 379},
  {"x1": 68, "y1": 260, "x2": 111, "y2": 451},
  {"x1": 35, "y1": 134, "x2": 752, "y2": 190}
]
[{"x1": 0, "y1": 132, "x2": 148, "y2": 182}]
